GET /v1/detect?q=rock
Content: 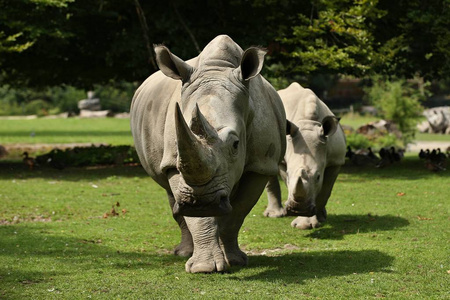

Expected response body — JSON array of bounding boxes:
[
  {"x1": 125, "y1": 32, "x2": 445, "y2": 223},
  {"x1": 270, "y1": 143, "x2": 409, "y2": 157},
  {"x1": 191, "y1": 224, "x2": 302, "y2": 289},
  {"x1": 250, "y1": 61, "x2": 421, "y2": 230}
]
[
  {"x1": 79, "y1": 110, "x2": 113, "y2": 118},
  {"x1": 78, "y1": 91, "x2": 101, "y2": 111}
]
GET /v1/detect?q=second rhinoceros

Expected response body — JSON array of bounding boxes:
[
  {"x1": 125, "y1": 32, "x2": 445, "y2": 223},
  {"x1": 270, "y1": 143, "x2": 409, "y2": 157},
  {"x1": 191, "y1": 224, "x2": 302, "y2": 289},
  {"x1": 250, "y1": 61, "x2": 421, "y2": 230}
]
[
  {"x1": 264, "y1": 82, "x2": 346, "y2": 229},
  {"x1": 131, "y1": 35, "x2": 286, "y2": 272}
]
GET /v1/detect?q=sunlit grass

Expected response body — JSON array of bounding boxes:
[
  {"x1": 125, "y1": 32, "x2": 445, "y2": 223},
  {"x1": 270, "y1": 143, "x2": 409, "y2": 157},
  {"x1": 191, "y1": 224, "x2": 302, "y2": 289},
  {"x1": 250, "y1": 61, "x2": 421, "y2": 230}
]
[
  {"x1": 0, "y1": 157, "x2": 448, "y2": 299},
  {"x1": 0, "y1": 118, "x2": 133, "y2": 145}
]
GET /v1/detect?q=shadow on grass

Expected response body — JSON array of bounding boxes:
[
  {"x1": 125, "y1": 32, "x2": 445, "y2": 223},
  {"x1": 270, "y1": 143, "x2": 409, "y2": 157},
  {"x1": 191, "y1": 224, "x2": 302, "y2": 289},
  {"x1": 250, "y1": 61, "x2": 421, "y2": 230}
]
[
  {"x1": 302, "y1": 213, "x2": 410, "y2": 240},
  {"x1": 0, "y1": 224, "x2": 186, "y2": 284},
  {"x1": 3, "y1": 130, "x2": 131, "y2": 138},
  {"x1": 0, "y1": 162, "x2": 148, "y2": 181},
  {"x1": 340, "y1": 156, "x2": 450, "y2": 179},
  {"x1": 1, "y1": 223, "x2": 393, "y2": 285},
  {"x1": 241, "y1": 249, "x2": 393, "y2": 283}
]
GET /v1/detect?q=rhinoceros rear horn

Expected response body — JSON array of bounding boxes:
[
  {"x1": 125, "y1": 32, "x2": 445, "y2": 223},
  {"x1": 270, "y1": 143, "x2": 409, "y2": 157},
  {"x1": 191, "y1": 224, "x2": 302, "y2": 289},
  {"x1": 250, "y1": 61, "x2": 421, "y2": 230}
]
[
  {"x1": 190, "y1": 104, "x2": 219, "y2": 144},
  {"x1": 175, "y1": 103, "x2": 216, "y2": 185}
]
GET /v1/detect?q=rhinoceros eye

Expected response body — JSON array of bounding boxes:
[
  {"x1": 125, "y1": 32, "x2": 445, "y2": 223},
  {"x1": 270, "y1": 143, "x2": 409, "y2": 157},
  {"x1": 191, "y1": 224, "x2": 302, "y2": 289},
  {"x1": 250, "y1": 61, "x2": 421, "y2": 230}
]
[{"x1": 233, "y1": 140, "x2": 239, "y2": 150}]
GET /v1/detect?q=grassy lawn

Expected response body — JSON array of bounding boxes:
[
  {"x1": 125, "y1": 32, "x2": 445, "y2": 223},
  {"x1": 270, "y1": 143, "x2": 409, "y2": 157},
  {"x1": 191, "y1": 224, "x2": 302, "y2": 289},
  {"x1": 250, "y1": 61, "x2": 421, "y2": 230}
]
[
  {"x1": 0, "y1": 116, "x2": 449, "y2": 299},
  {"x1": 1, "y1": 157, "x2": 449, "y2": 299},
  {"x1": 0, "y1": 118, "x2": 133, "y2": 145}
]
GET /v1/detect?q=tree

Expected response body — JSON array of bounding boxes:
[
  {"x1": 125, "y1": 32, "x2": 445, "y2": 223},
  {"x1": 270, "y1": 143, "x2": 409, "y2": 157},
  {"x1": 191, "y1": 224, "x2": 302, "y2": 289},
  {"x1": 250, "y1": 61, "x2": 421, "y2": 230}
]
[
  {"x1": 0, "y1": 0, "x2": 449, "y2": 88},
  {"x1": 274, "y1": 0, "x2": 450, "y2": 81},
  {"x1": 365, "y1": 77, "x2": 427, "y2": 144}
]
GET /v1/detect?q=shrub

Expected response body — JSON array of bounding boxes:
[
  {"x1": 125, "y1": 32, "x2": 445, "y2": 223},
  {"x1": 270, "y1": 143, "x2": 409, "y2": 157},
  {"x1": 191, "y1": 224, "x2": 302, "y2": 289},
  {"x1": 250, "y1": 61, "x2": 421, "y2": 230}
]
[
  {"x1": 345, "y1": 132, "x2": 373, "y2": 149},
  {"x1": 364, "y1": 77, "x2": 427, "y2": 145},
  {"x1": 23, "y1": 99, "x2": 51, "y2": 116}
]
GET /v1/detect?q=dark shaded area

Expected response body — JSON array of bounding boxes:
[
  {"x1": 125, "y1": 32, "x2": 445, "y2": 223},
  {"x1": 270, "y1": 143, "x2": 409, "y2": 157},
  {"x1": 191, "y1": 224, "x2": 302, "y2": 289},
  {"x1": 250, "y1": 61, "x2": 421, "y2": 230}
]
[
  {"x1": 0, "y1": 224, "x2": 393, "y2": 287},
  {"x1": 340, "y1": 156, "x2": 450, "y2": 179},
  {"x1": 1, "y1": 131, "x2": 131, "y2": 138},
  {"x1": 304, "y1": 214, "x2": 409, "y2": 240},
  {"x1": 0, "y1": 160, "x2": 148, "y2": 181},
  {"x1": 238, "y1": 249, "x2": 394, "y2": 283}
]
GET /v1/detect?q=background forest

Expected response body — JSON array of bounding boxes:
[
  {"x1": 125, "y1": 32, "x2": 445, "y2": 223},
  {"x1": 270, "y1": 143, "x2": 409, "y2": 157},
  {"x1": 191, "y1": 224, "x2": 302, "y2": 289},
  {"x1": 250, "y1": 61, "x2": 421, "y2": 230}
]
[{"x1": 1, "y1": 0, "x2": 450, "y2": 126}]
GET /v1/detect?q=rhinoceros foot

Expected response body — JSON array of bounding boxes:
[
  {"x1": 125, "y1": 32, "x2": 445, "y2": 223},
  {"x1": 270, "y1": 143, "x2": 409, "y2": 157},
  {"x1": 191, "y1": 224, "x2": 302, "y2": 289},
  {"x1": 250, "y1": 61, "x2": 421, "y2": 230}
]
[
  {"x1": 263, "y1": 206, "x2": 285, "y2": 218},
  {"x1": 291, "y1": 215, "x2": 321, "y2": 230},
  {"x1": 185, "y1": 246, "x2": 227, "y2": 273}
]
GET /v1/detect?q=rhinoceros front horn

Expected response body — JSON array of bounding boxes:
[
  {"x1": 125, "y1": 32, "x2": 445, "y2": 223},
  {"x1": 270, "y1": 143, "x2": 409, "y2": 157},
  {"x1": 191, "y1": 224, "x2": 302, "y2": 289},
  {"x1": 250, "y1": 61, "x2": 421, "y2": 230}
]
[{"x1": 175, "y1": 103, "x2": 218, "y2": 185}]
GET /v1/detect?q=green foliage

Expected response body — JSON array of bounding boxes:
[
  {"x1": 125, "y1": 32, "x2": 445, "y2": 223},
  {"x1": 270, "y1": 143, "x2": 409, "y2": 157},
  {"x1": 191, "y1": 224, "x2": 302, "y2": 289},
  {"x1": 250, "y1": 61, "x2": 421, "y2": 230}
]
[
  {"x1": 93, "y1": 81, "x2": 138, "y2": 113},
  {"x1": 2, "y1": 0, "x2": 449, "y2": 88},
  {"x1": 279, "y1": 0, "x2": 386, "y2": 77},
  {"x1": 0, "y1": 82, "x2": 135, "y2": 116},
  {"x1": 365, "y1": 77, "x2": 426, "y2": 145},
  {"x1": 345, "y1": 132, "x2": 373, "y2": 149},
  {"x1": 23, "y1": 99, "x2": 51, "y2": 116},
  {"x1": 345, "y1": 131, "x2": 401, "y2": 150}
]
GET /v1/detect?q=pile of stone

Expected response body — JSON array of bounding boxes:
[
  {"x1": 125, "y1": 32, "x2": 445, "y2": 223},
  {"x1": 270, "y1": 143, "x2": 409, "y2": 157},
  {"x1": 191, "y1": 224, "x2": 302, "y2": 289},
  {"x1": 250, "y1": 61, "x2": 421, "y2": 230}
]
[{"x1": 78, "y1": 91, "x2": 113, "y2": 118}]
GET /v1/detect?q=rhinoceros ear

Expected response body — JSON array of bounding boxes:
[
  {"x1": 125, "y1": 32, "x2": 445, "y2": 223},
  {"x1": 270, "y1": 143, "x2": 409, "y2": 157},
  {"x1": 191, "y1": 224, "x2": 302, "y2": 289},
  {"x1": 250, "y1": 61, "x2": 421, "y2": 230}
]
[
  {"x1": 322, "y1": 115, "x2": 339, "y2": 137},
  {"x1": 239, "y1": 47, "x2": 267, "y2": 81},
  {"x1": 154, "y1": 45, "x2": 193, "y2": 82},
  {"x1": 286, "y1": 120, "x2": 298, "y2": 136}
]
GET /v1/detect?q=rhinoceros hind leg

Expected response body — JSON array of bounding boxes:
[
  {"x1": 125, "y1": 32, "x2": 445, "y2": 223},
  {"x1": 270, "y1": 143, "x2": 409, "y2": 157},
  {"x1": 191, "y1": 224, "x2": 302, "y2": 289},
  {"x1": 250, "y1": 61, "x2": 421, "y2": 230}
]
[
  {"x1": 167, "y1": 191, "x2": 194, "y2": 257},
  {"x1": 291, "y1": 215, "x2": 321, "y2": 230},
  {"x1": 263, "y1": 175, "x2": 285, "y2": 218},
  {"x1": 173, "y1": 229, "x2": 193, "y2": 257},
  {"x1": 224, "y1": 248, "x2": 248, "y2": 267},
  {"x1": 316, "y1": 207, "x2": 327, "y2": 223}
]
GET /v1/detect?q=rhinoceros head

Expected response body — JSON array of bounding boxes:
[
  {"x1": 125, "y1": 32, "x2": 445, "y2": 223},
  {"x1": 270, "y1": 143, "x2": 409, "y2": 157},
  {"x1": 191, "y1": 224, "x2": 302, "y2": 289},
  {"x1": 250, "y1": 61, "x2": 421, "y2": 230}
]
[
  {"x1": 283, "y1": 115, "x2": 339, "y2": 216},
  {"x1": 154, "y1": 39, "x2": 266, "y2": 217}
]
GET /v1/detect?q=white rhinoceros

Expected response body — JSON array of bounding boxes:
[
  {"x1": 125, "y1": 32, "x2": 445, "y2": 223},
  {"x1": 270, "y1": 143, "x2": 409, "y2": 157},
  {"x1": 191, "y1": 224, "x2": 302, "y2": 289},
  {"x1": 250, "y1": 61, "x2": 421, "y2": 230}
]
[
  {"x1": 130, "y1": 35, "x2": 286, "y2": 273},
  {"x1": 264, "y1": 82, "x2": 346, "y2": 229}
]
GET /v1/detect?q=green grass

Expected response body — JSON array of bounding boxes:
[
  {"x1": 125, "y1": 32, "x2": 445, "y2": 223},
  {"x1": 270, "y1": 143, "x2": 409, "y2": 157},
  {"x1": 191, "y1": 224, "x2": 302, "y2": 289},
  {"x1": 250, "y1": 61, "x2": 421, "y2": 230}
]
[
  {"x1": 0, "y1": 118, "x2": 133, "y2": 145},
  {"x1": 0, "y1": 157, "x2": 449, "y2": 299},
  {"x1": 339, "y1": 112, "x2": 379, "y2": 129}
]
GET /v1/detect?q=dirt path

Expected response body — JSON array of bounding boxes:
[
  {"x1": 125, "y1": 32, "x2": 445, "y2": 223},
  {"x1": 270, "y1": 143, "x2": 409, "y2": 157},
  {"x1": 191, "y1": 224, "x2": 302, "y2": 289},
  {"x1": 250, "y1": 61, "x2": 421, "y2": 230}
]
[{"x1": 406, "y1": 141, "x2": 450, "y2": 152}]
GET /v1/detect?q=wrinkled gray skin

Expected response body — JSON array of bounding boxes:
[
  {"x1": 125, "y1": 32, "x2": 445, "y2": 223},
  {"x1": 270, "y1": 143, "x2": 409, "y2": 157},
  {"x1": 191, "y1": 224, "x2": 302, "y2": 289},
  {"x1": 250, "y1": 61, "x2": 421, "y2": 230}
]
[
  {"x1": 264, "y1": 82, "x2": 346, "y2": 229},
  {"x1": 130, "y1": 35, "x2": 286, "y2": 273}
]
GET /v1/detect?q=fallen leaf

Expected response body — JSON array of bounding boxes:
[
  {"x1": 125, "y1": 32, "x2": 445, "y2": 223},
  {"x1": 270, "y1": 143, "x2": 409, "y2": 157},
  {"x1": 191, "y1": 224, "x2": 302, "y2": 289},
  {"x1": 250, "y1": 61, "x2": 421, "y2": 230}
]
[
  {"x1": 110, "y1": 206, "x2": 119, "y2": 216},
  {"x1": 397, "y1": 192, "x2": 406, "y2": 196},
  {"x1": 122, "y1": 209, "x2": 127, "y2": 215},
  {"x1": 417, "y1": 216, "x2": 432, "y2": 220},
  {"x1": 103, "y1": 213, "x2": 109, "y2": 219},
  {"x1": 116, "y1": 201, "x2": 120, "y2": 207}
]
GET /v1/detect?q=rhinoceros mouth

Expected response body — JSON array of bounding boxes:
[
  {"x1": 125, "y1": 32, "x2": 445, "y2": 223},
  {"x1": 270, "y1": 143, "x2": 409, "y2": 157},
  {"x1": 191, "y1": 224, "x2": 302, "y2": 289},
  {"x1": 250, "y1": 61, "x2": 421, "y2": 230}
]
[
  {"x1": 284, "y1": 200, "x2": 316, "y2": 217},
  {"x1": 172, "y1": 189, "x2": 232, "y2": 217}
]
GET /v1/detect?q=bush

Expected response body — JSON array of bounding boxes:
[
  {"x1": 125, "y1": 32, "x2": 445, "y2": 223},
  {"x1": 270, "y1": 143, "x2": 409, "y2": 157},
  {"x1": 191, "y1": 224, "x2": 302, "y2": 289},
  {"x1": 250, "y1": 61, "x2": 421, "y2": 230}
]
[
  {"x1": 345, "y1": 132, "x2": 373, "y2": 150},
  {"x1": 345, "y1": 132, "x2": 403, "y2": 151},
  {"x1": 94, "y1": 81, "x2": 138, "y2": 113},
  {"x1": 364, "y1": 77, "x2": 427, "y2": 144},
  {"x1": 23, "y1": 99, "x2": 51, "y2": 116},
  {"x1": 0, "y1": 82, "x2": 137, "y2": 116}
]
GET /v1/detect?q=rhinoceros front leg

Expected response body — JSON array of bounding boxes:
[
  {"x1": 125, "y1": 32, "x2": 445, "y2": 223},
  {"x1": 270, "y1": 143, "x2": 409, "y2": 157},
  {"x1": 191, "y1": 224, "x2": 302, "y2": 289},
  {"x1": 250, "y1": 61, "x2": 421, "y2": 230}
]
[
  {"x1": 263, "y1": 175, "x2": 285, "y2": 217},
  {"x1": 219, "y1": 172, "x2": 270, "y2": 266},
  {"x1": 184, "y1": 216, "x2": 226, "y2": 273},
  {"x1": 167, "y1": 191, "x2": 193, "y2": 257},
  {"x1": 291, "y1": 165, "x2": 341, "y2": 229}
]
